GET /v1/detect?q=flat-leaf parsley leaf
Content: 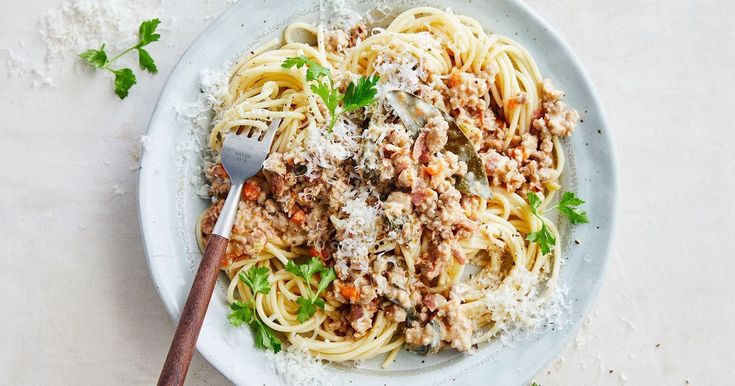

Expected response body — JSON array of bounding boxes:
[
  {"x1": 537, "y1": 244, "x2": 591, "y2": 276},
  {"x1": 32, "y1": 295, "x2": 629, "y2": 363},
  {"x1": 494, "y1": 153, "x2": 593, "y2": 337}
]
[
  {"x1": 239, "y1": 266, "x2": 271, "y2": 295},
  {"x1": 282, "y1": 56, "x2": 379, "y2": 133},
  {"x1": 79, "y1": 44, "x2": 108, "y2": 68},
  {"x1": 343, "y1": 74, "x2": 379, "y2": 112},
  {"x1": 79, "y1": 18, "x2": 162, "y2": 99},
  {"x1": 525, "y1": 191, "x2": 589, "y2": 255},
  {"x1": 227, "y1": 265, "x2": 281, "y2": 353},
  {"x1": 286, "y1": 257, "x2": 336, "y2": 322}
]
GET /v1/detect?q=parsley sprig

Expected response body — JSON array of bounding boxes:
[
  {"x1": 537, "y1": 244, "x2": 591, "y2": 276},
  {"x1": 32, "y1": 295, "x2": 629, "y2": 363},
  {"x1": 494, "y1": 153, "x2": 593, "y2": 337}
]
[
  {"x1": 281, "y1": 55, "x2": 379, "y2": 133},
  {"x1": 79, "y1": 19, "x2": 162, "y2": 99},
  {"x1": 526, "y1": 191, "x2": 589, "y2": 254},
  {"x1": 285, "y1": 257, "x2": 337, "y2": 322},
  {"x1": 228, "y1": 266, "x2": 282, "y2": 353}
]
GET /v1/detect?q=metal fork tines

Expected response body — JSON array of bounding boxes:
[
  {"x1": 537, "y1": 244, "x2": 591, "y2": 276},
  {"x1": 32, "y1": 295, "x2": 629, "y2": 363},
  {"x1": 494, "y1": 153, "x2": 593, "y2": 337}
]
[{"x1": 212, "y1": 118, "x2": 282, "y2": 238}]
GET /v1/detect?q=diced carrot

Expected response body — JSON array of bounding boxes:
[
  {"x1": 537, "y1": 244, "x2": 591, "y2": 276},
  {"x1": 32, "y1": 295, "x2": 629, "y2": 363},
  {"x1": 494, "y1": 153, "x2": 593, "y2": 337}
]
[
  {"x1": 448, "y1": 70, "x2": 461, "y2": 88},
  {"x1": 290, "y1": 209, "x2": 306, "y2": 226},
  {"x1": 507, "y1": 99, "x2": 519, "y2": 110},
  {"x1": 242, "y1": 179, "x2": 261, "y2": 201},
  {"x1": 309, "y1": 246, "x2": 324, "y2": 259},
  {"x1": 340, "y1": 284, "x2": 360, "y2": 302}
]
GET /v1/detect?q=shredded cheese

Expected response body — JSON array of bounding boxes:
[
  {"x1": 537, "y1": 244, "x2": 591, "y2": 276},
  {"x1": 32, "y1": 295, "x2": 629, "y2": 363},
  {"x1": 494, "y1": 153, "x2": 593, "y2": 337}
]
[
  {"x1": 266, "y1": 345, "x2": 335, "y2": 386},
  {"x1": 482, "y1": 267, "x2": 571, "y2": 344}
]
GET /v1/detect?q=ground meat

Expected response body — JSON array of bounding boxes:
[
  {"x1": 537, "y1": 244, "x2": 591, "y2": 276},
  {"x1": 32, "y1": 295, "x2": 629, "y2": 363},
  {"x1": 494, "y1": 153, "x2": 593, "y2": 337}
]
[
  {"x1": 423, "y1": 115, "x2": 449, "y2": 154},
  {"x1": 446, "y1": 69, "x2": 490, "y2": 115},
  {"x1": 482, "y1": 150, "x2": 525, "y2": 192},
  {"x1": 397, "y1": 167, "x2": 418, "y2": 189},
  {"x1": 533, "y1": 79, "x2": 579, "y2": 137},
  {"x1": 473, "y1": 78, "x2": 579, "y2": 195},
  {"x1": 405, "y1": 320, "x2": 442, "y2": 354},
  {"x1": 348, "y1": 22, "x2": 368, "y2": 46},
  {"x1": 325, "y1": 29, "x2": 350, "y2": 54},
  {"x1": 200, "y1": 199, "x2": 223, "y2": 237},
  {"x1": 417, "y1": 240, "x2": 452, "y2": 280},
  {"x1": 205, "y1": 163, "x2": 231, "y2": 197},
  {"x1": 412, "y1": 187, "x2": 438, "y2": 216},
  {"x1": 383, "y1": 191, "x2": 413, "y2": 228},
  {"x1": 326, "y1": 313, "x2": 351, "y2": 337},
  {"x1": 384, "y1": 304, "x2": 407, "y2": 323},
  {"x1": 436, "y1": 299, "x2": 473, "y2": 351},
  {"x1": 444, "y1": 68, "x2": 496, "y2": 135},
  {"x1": 347, "y1": 304, "x2": 374, "y2": 337},
  {"x1": 231, "y1": 199, "x2": 303, "y2": 257}
]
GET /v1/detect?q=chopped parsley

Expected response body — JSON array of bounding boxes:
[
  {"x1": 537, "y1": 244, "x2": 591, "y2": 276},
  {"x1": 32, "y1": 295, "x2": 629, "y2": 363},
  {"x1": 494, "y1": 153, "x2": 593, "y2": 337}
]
[
  {"x1": 79, "y1": 19, "x2": 161, "y2": 99},
  {"x1": 285, "y1": 257, "x2": 337, "y2": 322},
  {"x1": 526, "y1": 191, "x2": 589, "y2": 254},
  {"x1": 281, "y1": 55, "x2": 379, "y2": 133},
  {"x1": 227, "y1": 266, "x2": 281, "y2": 353}
]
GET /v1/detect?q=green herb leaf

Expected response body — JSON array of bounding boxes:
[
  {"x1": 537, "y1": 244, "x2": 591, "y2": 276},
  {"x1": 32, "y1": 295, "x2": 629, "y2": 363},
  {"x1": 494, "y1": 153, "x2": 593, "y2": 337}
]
[
  {"x1": 296, "y1": 297, "x2": 318, "y2": 323},
  {"x1": 286, "y1": 257, "x2": 335, "y2": 322},
  {"x1": 79, "y1": 18, "x2": 161, "y2": 99},
  {"x1": 229, "y1": 268, "x2": 281, "y2": 353},
  {"x1": 342, "y1": 74, "x2": 379, "y2": 112},
  {"x1": 112, "y1": 68, "x2": 137, "y2": 99},
  {"x1": 281, "y1": 55, "x2": 330, "y2": 81},
  {"x1": 526, "y1": 221, "x2": 555, "y2": 255},
  {"x1": 79, "y1": 45, "x2": 108, "y2": 68},
  {"x1": 556, "y1": 192, "x2": 589, "y2": 224},
  {"x1": 317, "y1": 267, "x2": 336, "y2": 294},
  {"x1": 310, "y1": 79, "x2": 342, "y2": 132},
  {"x1": 228, "y1": 300, "x2": 254, "y2": 327},
  {"x1": 558, "y1": 191, "x2": 584, "y2": 207},
  {"x1": 239, "y1": 266, "x2": 271, "y2": 295},
  {"x1": 283, "y1": 56, "x2": 379, "y2": 133},
  {"x1": 253, "y1": 319, "x2": 282, "y2": 353},
  {"x1": 137, "y1": 47, "x2": 157, "y2": 73},
  {"x1": 285, "y1": 257, "x2": 323, "y2": 285},
  {"x1": 525, "y1": 191, "x2": 588, "y2": 254},
  {"x1": 526, "y1": 191, "x2": 542, "y2": 215},
  {"x1": 558, "y1": 205, "x2": 589, "y2": 224},
  {"x1": 137, "y1": 18, "x2": 162, "y2": 47}
]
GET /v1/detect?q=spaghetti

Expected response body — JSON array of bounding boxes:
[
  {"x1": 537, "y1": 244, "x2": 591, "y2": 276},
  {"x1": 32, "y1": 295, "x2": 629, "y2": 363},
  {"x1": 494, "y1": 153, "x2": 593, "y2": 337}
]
[{"x1": 196, "y1": 6, "x2": 581, "y2": 367}]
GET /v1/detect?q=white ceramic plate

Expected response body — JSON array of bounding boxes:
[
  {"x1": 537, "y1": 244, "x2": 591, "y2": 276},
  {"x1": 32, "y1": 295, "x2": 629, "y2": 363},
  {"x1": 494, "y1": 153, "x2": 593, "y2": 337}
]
[{"x1": 139, "y1": 1, "x2": 617, "y2": 384}]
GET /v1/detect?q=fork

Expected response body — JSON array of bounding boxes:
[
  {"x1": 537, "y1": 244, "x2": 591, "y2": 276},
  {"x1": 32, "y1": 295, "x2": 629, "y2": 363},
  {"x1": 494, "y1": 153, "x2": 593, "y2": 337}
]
[{"x1": 158, "y1": 118, "x2": 282, "y2": 386}]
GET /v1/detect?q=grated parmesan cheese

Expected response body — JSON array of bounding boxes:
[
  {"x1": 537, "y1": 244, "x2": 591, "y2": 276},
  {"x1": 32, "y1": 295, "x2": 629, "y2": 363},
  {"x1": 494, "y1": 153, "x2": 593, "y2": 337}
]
[
  {"x1": 302, "y1": 118, "x2": 358, "y2": 173},
  {"x1": 266, "y1": 345, "x2": 336, "y2": 386},
  {"x1": 373, "y1": 52, "x2": 425, "y2": 97},
  {"x1": 318, "y1": 0, "x2": 362, "y2": 29},
  {"x1": 331, "y1": 190, "x2": 382, "y2": 277},
  {"x1": 2, "y1": 0, "x2": 163, "y2": 86},
  {"x1": 482, "y1": 267, "x2": 572, "y2": 344},
  {"x1": 40, "y1": 0, "x2": 140, "y2": 63}
]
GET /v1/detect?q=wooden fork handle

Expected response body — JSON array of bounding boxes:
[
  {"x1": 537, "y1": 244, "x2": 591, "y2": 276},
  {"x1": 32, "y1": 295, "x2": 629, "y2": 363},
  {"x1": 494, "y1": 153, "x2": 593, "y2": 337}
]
[{"x1": 158, "y1": 235, "x2": 228, "y2": 386}]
